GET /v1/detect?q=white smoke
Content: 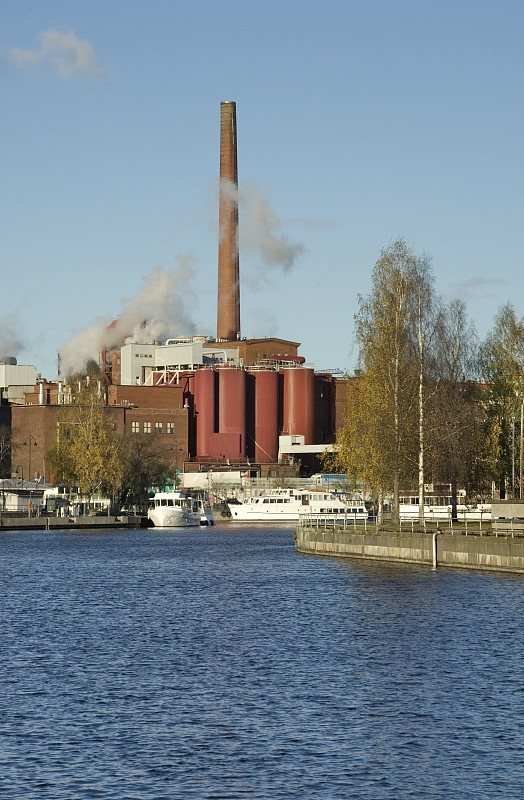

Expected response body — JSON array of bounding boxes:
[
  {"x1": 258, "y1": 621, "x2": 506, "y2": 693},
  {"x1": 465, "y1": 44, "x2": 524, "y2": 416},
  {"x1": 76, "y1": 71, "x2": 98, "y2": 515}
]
[
  {"x1": 220, "y1": 180, "x2": 304, "y2": 273},
  {"x1": 59, "y1": 257, "x2": 197, "y2": 377},
  {"x1": 10, "y1": 27, "x2": 106, "y2": 78}
]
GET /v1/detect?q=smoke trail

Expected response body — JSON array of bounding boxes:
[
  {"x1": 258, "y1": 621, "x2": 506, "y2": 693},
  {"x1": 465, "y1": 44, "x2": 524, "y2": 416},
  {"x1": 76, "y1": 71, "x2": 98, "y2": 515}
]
[
  {"x1": 219, "y1": 180, "x2": 304, "y2": 273},
  {"x1": 59, "y1": 257, "x2": 196, "y2": 377}
]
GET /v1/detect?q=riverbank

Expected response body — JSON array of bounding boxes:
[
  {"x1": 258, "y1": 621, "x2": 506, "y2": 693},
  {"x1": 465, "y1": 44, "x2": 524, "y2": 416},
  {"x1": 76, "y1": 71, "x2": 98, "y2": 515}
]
[{"x1": 295, "y1": 526, "x2": 524, "y2": 574}]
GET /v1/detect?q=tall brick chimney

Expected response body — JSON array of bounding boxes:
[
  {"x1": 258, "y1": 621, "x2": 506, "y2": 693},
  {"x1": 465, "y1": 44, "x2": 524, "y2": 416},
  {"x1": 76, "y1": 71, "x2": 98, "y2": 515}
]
[{"x1": 217, "y1": 101, "x2": 240, "y2": 341}]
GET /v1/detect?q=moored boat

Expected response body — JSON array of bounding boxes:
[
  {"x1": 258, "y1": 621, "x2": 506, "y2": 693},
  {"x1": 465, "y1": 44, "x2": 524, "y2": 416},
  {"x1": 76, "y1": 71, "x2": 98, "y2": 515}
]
[
  {"x1": 227, "y1": 487, "x2": 367, "y2": 523},
  {"x1": 148, "y1": 490, "x2": 215, "y2": 528},
  {"x1": 399, "y1": 502, "x2": 491, "y2": 521}
]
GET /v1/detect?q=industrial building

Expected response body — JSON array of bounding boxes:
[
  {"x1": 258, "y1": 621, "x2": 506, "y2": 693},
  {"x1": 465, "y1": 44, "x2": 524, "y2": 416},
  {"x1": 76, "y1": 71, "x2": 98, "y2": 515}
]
[{"x1": 4, "y1": 102, "x2": 348, "y2": 484}]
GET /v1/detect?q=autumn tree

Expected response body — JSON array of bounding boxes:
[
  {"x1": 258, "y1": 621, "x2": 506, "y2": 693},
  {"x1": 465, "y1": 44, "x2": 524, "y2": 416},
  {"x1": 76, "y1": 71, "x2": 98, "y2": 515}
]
[
  {"x1": 407, "y1": 253, "x2": 437, "y2": 522},
  {"x1": 427, "y1": 299, "x2": 486, "y2": 517},
  {"x1": 350, "y1": 239, "x2": 435, "y2": 523},
  {"x1": 479, "y1": 302, "x2": 524, "y2": 498},
  {"x1": 323, "y1": 375, "x2": 390, "y2": 522},
  {"x1": 46, "y1": 380, "x2": 125, "y2": 501}
]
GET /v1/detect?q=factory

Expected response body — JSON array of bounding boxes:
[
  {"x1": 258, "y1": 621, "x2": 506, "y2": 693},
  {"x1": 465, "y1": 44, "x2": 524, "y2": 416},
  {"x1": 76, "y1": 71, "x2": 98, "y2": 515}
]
[{"x1": 3, "y1": 102, "x2": 348, "y2": 484}]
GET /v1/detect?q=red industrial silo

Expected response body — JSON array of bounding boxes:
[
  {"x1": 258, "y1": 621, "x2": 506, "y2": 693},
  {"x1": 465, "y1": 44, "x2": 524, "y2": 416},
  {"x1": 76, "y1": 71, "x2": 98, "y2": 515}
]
[
  {"x1": 218, "y1": 368, "x2": 246, "y2": 458},
  {"x1": 185, "y1": 372, "x2": 195, "y2": 403},
  {"x1": 194, "y1": 369, "x2": 216, "y2": 457},
  {"x1": 185, "y1": 372, "x2": 196, "y2": 457},
  {"x1": 283, "y1": 368, "x2": 314, "y2": 444},
  {"x1": 250, "y1": 369, "x2": 279, "y2": 463}
]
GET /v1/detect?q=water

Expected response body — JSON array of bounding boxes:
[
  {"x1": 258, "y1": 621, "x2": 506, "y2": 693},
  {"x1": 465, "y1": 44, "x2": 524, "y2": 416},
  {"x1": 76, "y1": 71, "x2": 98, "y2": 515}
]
[{"x1": 0, "y1": 524, "x2": 522, "y2": 800}]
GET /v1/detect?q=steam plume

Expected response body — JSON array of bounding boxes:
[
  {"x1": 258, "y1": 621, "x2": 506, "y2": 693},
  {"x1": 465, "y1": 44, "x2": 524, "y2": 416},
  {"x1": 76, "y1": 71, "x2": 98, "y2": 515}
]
[
  {"x1": 220, "y1": 180, "x2": 304, "y2": 273},
  {"x1": 59, "y1": 258, "x2": 196, "y2": 377}
]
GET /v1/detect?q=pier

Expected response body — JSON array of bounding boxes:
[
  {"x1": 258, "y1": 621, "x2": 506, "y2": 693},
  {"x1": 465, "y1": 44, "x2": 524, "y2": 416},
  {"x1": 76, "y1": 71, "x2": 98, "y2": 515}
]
[
  {"x1": 0, "y1": 514, "x2": 144, "y2": 530},
  {"x1": 295, "y1": 525, "x2": 524, "y2": 575}
]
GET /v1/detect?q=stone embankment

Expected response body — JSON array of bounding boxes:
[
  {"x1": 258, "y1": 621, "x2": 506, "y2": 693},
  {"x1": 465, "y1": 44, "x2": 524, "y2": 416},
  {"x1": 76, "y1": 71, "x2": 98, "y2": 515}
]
[
  {"x1": 0, "y1": 515, "x2": 145, "y2": 530},
  {"x1": 295, "y1": 526, "x2": 524, "y2": 575}
]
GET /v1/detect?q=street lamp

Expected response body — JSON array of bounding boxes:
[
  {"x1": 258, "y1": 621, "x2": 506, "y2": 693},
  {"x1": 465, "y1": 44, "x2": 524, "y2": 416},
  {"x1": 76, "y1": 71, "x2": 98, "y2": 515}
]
[{"x1": 24, "y1": 436, "x2": 38, "y2": 483}]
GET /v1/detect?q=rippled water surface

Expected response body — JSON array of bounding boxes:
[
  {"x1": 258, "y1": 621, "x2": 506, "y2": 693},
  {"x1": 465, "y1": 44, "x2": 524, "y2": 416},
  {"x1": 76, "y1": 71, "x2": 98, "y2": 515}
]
[{"x1": 0, "y1": 524, "x2": 522, "y2": 799}]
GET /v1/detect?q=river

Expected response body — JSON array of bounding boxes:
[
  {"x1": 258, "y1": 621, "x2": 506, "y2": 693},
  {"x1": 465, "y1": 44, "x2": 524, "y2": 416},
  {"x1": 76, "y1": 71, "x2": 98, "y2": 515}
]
[{"x1": 0, "y1": 524, "x2": 522, "y2": 799}]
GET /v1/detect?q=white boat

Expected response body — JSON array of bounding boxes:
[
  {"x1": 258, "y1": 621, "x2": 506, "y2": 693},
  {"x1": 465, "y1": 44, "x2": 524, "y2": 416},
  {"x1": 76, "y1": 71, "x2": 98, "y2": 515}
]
[
  {"x1": 227, "y1": 488, "x2": 368, "y2": 523},
  {"x1": 399, "y1": 502, "x2": 491, "y2": 521},
  {"x1": 148, "y1": 490, "x2": 215, "y2": 528}
]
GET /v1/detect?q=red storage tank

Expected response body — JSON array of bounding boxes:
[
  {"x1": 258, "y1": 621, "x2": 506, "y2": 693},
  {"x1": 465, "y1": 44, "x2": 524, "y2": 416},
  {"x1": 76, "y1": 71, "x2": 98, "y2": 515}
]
[
  {"x1": 218, "y1": 368, "x2": 246, "y2": 449},
  {"x1": 250, "y1": 370, "x2": 279, "y2": 463},
  {"x1": 283, "y1": 368, "x2": 314, "y2": 444},
  {"x1": 194, "y1": 369, "x2": 216, "y2": 457},
  {"x1": 185, "y1": 373, "x2": 195, "y2": 398},
  {"x1": 185, "y1": 373, "x2": 196, "y2": 457}
]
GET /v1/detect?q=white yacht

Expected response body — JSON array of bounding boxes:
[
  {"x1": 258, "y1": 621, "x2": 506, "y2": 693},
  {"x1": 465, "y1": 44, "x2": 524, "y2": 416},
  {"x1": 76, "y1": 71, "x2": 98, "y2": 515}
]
[
  {"x1": 148, "y1": 490, "x2": 215, "y2": 528},
  {"x1": 399, "y1": 497, "x2": 491, "y2": 521},
  {"x1": 227, "y1": 488, "x2": 368, "y2": 524}
]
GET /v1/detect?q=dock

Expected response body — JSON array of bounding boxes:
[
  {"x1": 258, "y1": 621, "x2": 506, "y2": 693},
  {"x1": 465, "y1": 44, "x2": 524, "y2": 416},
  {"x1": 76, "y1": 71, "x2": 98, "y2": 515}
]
[
  {"x1": 295, "y1": 525, "x2": 524, "y2": 575},
  {"x1": 0, "y1": 514, "x2": 147, "y2": 530}
]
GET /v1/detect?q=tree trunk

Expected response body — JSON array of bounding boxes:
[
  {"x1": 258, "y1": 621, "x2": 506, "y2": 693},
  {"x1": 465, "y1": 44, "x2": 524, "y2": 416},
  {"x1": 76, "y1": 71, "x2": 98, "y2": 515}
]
[
  {"x1": 418, "y1": 302, "x2": 425, "y2": 524},
  {"x1": 451, "y1": 474, "x2": 458, "y2": 521},
  {"x1": 377, "y1": 488, "x2": 383, "y2": 524}
]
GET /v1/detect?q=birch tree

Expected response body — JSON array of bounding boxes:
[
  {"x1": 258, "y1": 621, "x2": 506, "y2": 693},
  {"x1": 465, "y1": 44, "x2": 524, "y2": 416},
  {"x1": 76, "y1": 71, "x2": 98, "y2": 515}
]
[
  {"x1": 351, "y1": 239, "x2": 433, "y2": 523},
  {"x1": 408, "y1": 254, "x2": 437, "y2": 522},
  {"x1": 429, "y1": 299, "x2": 484, "y2": 517},
  {"x1": 46, "y1": 381, "x2": 124, "y2": 499},
  {"x1": 479, "y1": 302, "x2": 524, "y2": 498},
  {"x1": 323, "y1": 375, "x2": 389, "y2": 522}
]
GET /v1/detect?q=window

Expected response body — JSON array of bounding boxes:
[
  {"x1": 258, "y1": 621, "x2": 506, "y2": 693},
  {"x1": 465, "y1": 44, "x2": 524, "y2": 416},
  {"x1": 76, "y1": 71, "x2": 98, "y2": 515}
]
[
  {"x1": 155, "y1": 422, "x2": 163, "y2": 434},
  {"x1": 143, "y1": 422, "x2": 151, "y2": 434},
  {"x1": 131, "y1": 421, "x2": 139, "y2": 434},
  {"x1": 166, "y1": 422, "x2": 174, "y2": 434}
]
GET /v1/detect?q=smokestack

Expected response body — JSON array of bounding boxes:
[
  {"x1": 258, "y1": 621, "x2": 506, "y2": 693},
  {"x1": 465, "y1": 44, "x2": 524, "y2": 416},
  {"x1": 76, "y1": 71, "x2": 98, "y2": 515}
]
[{"x1": 217, "y1": 101, "x2": 240, "y2": 341}]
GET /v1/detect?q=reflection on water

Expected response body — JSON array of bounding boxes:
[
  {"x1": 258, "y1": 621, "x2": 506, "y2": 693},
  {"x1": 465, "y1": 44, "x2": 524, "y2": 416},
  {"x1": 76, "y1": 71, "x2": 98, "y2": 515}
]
[{"x1": 0, "y1": 525, "x2": 522, "y2": 799}]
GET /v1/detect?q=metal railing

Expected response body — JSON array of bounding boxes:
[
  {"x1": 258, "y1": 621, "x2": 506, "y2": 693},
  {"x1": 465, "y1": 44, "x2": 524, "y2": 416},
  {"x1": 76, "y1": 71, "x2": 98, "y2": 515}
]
[
  {"x1": 299, "y1": 513, "x2": 369, "y2": 531},
  {"x1": 298, "y1": 514, "x2": 524, "y2": 538}
]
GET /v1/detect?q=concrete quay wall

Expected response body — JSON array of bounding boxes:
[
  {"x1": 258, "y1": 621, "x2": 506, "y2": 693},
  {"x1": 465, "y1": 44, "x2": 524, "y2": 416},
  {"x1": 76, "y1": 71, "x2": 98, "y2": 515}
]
[
  {"x1": 295, "y1": 527, "x2": 524, "y2": 574},
  {"x1": 0, "y1": 515, "x2": 142, "y2": 530}
]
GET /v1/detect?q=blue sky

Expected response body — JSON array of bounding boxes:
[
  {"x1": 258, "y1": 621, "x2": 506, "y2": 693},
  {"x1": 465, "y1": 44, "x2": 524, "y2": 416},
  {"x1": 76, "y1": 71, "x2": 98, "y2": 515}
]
[{"x1": 2, "y1": 0, "x2": 523, "y2": 379}]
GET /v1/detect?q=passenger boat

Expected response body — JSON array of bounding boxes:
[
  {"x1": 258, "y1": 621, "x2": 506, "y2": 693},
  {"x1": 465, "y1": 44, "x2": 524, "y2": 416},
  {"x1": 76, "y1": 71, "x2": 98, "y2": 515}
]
[
  {"x1": 148, "y1": 490, "x2": 215, "y2": 528},
  {"x1": 227, "y1": 488, "x2": 368, "y2": 523},
  {"x1": 399, "y1": 501, "x2": 492, "y2": 521}
]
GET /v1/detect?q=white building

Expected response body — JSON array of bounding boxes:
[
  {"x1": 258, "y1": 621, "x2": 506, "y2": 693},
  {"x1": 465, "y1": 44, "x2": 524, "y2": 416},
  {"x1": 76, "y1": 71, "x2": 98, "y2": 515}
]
[
  {"x1": 0, "y1": 359, "x2": 38, "y2": 404},
  {"x1": 119, "y1": 337, "x2": 240, "y2": 386}
]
